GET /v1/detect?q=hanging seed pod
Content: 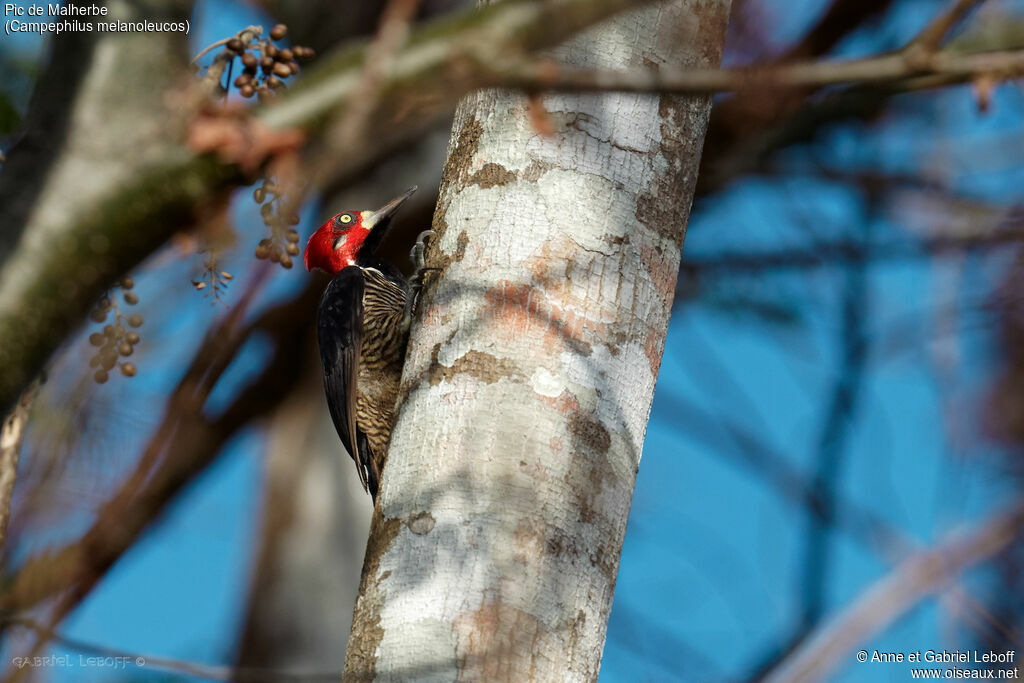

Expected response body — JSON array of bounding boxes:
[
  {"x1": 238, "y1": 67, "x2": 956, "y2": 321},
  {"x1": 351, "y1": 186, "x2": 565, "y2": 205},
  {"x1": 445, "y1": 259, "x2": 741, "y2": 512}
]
[
  {"x1": 94, "y1": 369, "x2": 109, "y2": 384},
  {"x1": 234, "y1": 74, "x2": 251, "y2": 88},
  {"x1": 285, "y1": 242, "x2": 300, "y2": 256},
  {"x1": 128, "y1": 314, "x2": 144, "y2": 328},
  {"x1": 240, "y1": 84, "x2": 255, "y2": 98},
  {"x1": 272, "y1": 62, "x2": 292, "y2": 78},
  {"x1": 278, "y1": 48, "x2": 294, "y2": 62},
  {"x1": 226, "y1": 38, "x2": 244, "y2": 53},
  {"x1": 241, "y1": 52, "x2": 257, "y2": 69},
  {"x1": 123, "y1": 292, "x2": 139, "y2": 305},
  {"x1": 281, "y1": 255, "x2": 294, "y2": 269},
  {"x1": 253, "y1": 187, "x2": 266, "y2": 203},
  {"x1": 89, "y1": 332, "x2": 105, "y2": 346},
  {"x1": 285, "y1": 228, "x2": 300, "y2": 243},
  {"x1": 118, "y1": 342, "x2": 133, "y2": 357},
  {"x1": 270, "y1": 23, "x2": 287, "y2": 40},
  {"x1": 121, "y1": 363, "x2": 137, "y2": 378},
  {"x1": 120, "y1": 277, "x2": 134, "y2": 289},
  {"x1": 126, "y1": 331, "x2": 140, "y2": 345},
  {"x1": 90, "y1": 309, "x2": 107, "y2": 323}
]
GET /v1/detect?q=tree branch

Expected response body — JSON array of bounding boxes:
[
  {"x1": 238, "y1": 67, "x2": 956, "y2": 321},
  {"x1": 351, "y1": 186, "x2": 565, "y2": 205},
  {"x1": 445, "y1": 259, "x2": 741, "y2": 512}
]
[
  {"x1": 763, "y1": 502, "x2": 1024, "y2": 683},
  {"x1": 0, "y1": 379, "x2": 39, "y2": 556},
  {"x1": 0, "y1": 0, "x2": 657, "y2": 416},
  {"x1": 502, "y1": 44, "x2": 1024, "y2": 95}
]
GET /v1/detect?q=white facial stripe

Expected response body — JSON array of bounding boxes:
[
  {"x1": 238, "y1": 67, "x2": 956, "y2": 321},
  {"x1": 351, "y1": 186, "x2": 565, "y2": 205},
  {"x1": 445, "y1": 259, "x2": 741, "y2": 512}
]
[{"x1": 333, "y1": 233, "x2": 348, "y2": 249}]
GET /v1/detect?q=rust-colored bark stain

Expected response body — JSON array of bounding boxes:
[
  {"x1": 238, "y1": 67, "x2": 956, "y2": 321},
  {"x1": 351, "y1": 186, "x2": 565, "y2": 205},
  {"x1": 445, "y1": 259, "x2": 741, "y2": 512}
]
[
  {"x1": 644, "y1": 326, "x2": 667, "y2": 380},
  {"x1": 454, "y1": 597, "x2": 546, "y2": 682},
  {"x1": 637, "y1": 242, "x2": 679, "y2": 309},
  {"x1": 483, "y1": 281, "x2": 595, "y2": 356},
  {"x1": 344, "y1": 510, "x2": 403, "y2": 681}
]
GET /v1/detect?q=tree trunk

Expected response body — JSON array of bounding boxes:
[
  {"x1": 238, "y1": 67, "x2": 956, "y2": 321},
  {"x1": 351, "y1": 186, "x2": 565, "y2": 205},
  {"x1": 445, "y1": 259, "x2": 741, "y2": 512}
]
[{"x1": 345, "y1": 0, "x2": 730, "y2": 679}]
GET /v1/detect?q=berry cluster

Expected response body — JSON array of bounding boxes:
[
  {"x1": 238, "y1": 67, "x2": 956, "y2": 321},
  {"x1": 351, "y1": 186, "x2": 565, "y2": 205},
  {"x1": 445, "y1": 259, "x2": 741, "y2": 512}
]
[
  {"x1": 87, "y1": 278, "x2": 143, "y2": 384},
  {"x1": 253, "y1": 176, "x2": 302, "y2": 269},
  {"x1": 225, "y1": 24, "x2": 314, "y2": 103}
]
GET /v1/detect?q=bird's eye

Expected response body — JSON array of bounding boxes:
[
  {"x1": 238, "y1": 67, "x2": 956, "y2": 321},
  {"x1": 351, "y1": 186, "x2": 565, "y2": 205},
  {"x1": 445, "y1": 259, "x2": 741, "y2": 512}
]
[{"x1": 338, "y1": 214, "x2": 353, "y2": 224}]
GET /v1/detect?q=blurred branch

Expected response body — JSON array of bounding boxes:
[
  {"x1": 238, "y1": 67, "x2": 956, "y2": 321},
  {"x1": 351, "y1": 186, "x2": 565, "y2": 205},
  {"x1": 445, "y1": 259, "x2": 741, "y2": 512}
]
[
  {"x1": 503, "y1": 43, "x2": 1024, "y2": 94},
  {"x1": 763, "y1": 501, "x2": 1024, "y2": 683},
  {"x1": 699, "y1": 0, "x2": 895, "y2": 195},
  {"x1": 781, "y1": 0, "x2": 895, "y2": 61},
  {"x1": 0, "y1": 0, "x2": 656, "y2": 416},
  {"x1": 681, "y1": 223, "x2": 1024, "y2": 274},
  {"x1": 909, "y1": 0, "x2": 987, "y2": 53},
  {"x1": 664, "y1": 393, "x2": 912, "y2": 559},
  {"x1": 3, "y1": 615, "x2": 337, "y2": 682},
  {"x1": 0, "y1": 379, "x2": 40, "y2": 555},
  {"x1": 796, "y1": 257, "x2": 869, "y2": 653},
  {"x1": 0, "y1": 279, "x2": 320, "y2": 648}
]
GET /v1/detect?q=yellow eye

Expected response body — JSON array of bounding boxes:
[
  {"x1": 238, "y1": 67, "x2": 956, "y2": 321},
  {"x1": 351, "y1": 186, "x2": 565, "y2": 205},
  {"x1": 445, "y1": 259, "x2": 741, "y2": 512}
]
[{"x1": 339, "y1": 214, "x2": 352, "y2": 224}]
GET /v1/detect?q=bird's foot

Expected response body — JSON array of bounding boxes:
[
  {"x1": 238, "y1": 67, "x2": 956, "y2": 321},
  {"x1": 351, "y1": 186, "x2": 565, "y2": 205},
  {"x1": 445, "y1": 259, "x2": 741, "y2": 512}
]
[
  {"x1": 403, "y1": 230, "x2": 438, "y2": 328},
  {"x1": 409, "y1": 229, "x2": 436, "y2": 273}
]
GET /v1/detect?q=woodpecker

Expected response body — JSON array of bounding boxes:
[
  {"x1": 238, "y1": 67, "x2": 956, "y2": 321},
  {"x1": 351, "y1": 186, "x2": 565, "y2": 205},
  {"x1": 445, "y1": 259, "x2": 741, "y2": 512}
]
[{"x1": 303, "y1": 187, "x2": 432, "y2": 501}]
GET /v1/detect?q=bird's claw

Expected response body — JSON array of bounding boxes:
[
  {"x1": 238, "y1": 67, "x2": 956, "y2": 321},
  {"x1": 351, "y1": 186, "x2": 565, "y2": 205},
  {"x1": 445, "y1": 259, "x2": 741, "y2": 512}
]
[
  {"x1": 410, "y1": 229, "x2": 436, "y2": 271},
  {"x1": 403, "y1": 230, "x2": 438, "y2": 329}
]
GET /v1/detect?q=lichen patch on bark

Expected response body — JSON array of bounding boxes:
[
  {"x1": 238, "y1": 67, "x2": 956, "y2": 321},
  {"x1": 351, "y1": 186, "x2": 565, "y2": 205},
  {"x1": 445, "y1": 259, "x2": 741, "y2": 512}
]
[
  {"x1": 466, "y1": 162, "x2": 518, "y2": 189},
  {"x1": 344, "y1": 511, "x2": 403, "y2": 681},
  {"x1": 429, "y1": 347, "x2": 522, "y2": 387}
]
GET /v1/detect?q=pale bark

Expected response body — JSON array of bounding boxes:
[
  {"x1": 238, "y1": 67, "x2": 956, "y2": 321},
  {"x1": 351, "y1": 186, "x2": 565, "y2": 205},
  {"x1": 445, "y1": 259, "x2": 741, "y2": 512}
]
[{"x1": 345, "y1": 1, "x2": 730, "y2": 679}]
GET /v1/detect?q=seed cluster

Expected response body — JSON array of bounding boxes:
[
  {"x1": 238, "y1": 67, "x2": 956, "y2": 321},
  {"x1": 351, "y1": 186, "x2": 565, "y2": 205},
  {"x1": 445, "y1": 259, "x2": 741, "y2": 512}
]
[
  {"x1": 87, "y1": 278, "x2": 143, "y2": 384},
  {"x1": 253, "y1": 176, "x2": 302, "y2": 269},
  {"x1": 225, "y1": 24, "x2": 314, "y2": 103},
  {"x1": 192, "y1": 255, "x2": 235, "y2": 305}
]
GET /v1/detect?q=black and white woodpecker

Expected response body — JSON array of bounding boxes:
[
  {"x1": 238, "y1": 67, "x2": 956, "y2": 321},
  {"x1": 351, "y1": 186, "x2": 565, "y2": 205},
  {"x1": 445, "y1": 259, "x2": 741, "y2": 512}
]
[{"x1": 303, "y1": 187, "x2": 432, "y2": 501}]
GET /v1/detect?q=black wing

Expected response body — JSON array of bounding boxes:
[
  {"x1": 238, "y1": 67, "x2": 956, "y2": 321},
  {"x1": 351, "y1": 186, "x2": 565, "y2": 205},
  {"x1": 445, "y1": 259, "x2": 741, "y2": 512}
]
[{"x1": 316, "y1": 267, "x2": 379, "y2": 496}]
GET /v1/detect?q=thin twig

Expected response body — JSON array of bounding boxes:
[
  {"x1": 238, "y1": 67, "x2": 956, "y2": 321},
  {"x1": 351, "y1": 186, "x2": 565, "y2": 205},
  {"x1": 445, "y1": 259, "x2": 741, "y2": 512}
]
[
  {"x1": 908, "y1": 0, "x2": 987, "y2": 53},
  {"x1": 195, "y1": 26, "x2": 263, "y2": 95},
  {"x1": 191, "y1": 25, "x2": 262, "y2": 64},
  {"x1": 4, "y1": 616, "x2": 338, "y2": 682}
]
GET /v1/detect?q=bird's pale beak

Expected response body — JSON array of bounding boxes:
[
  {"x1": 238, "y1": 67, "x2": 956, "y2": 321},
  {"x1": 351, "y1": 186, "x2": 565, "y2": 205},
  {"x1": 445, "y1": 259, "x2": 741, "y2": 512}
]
[{"x1": 363, "y1": 186, "x2": 417, "y2": 230}]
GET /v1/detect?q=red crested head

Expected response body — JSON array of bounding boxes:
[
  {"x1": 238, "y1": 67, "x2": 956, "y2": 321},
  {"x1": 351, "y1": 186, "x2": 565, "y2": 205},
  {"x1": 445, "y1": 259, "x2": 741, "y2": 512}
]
[
  {"x1": 304, "y1": 210, "x2": 368, "y2": 275},
  {"x1": 303, "y1": 187, "x2": 418, "y2": 276}
]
